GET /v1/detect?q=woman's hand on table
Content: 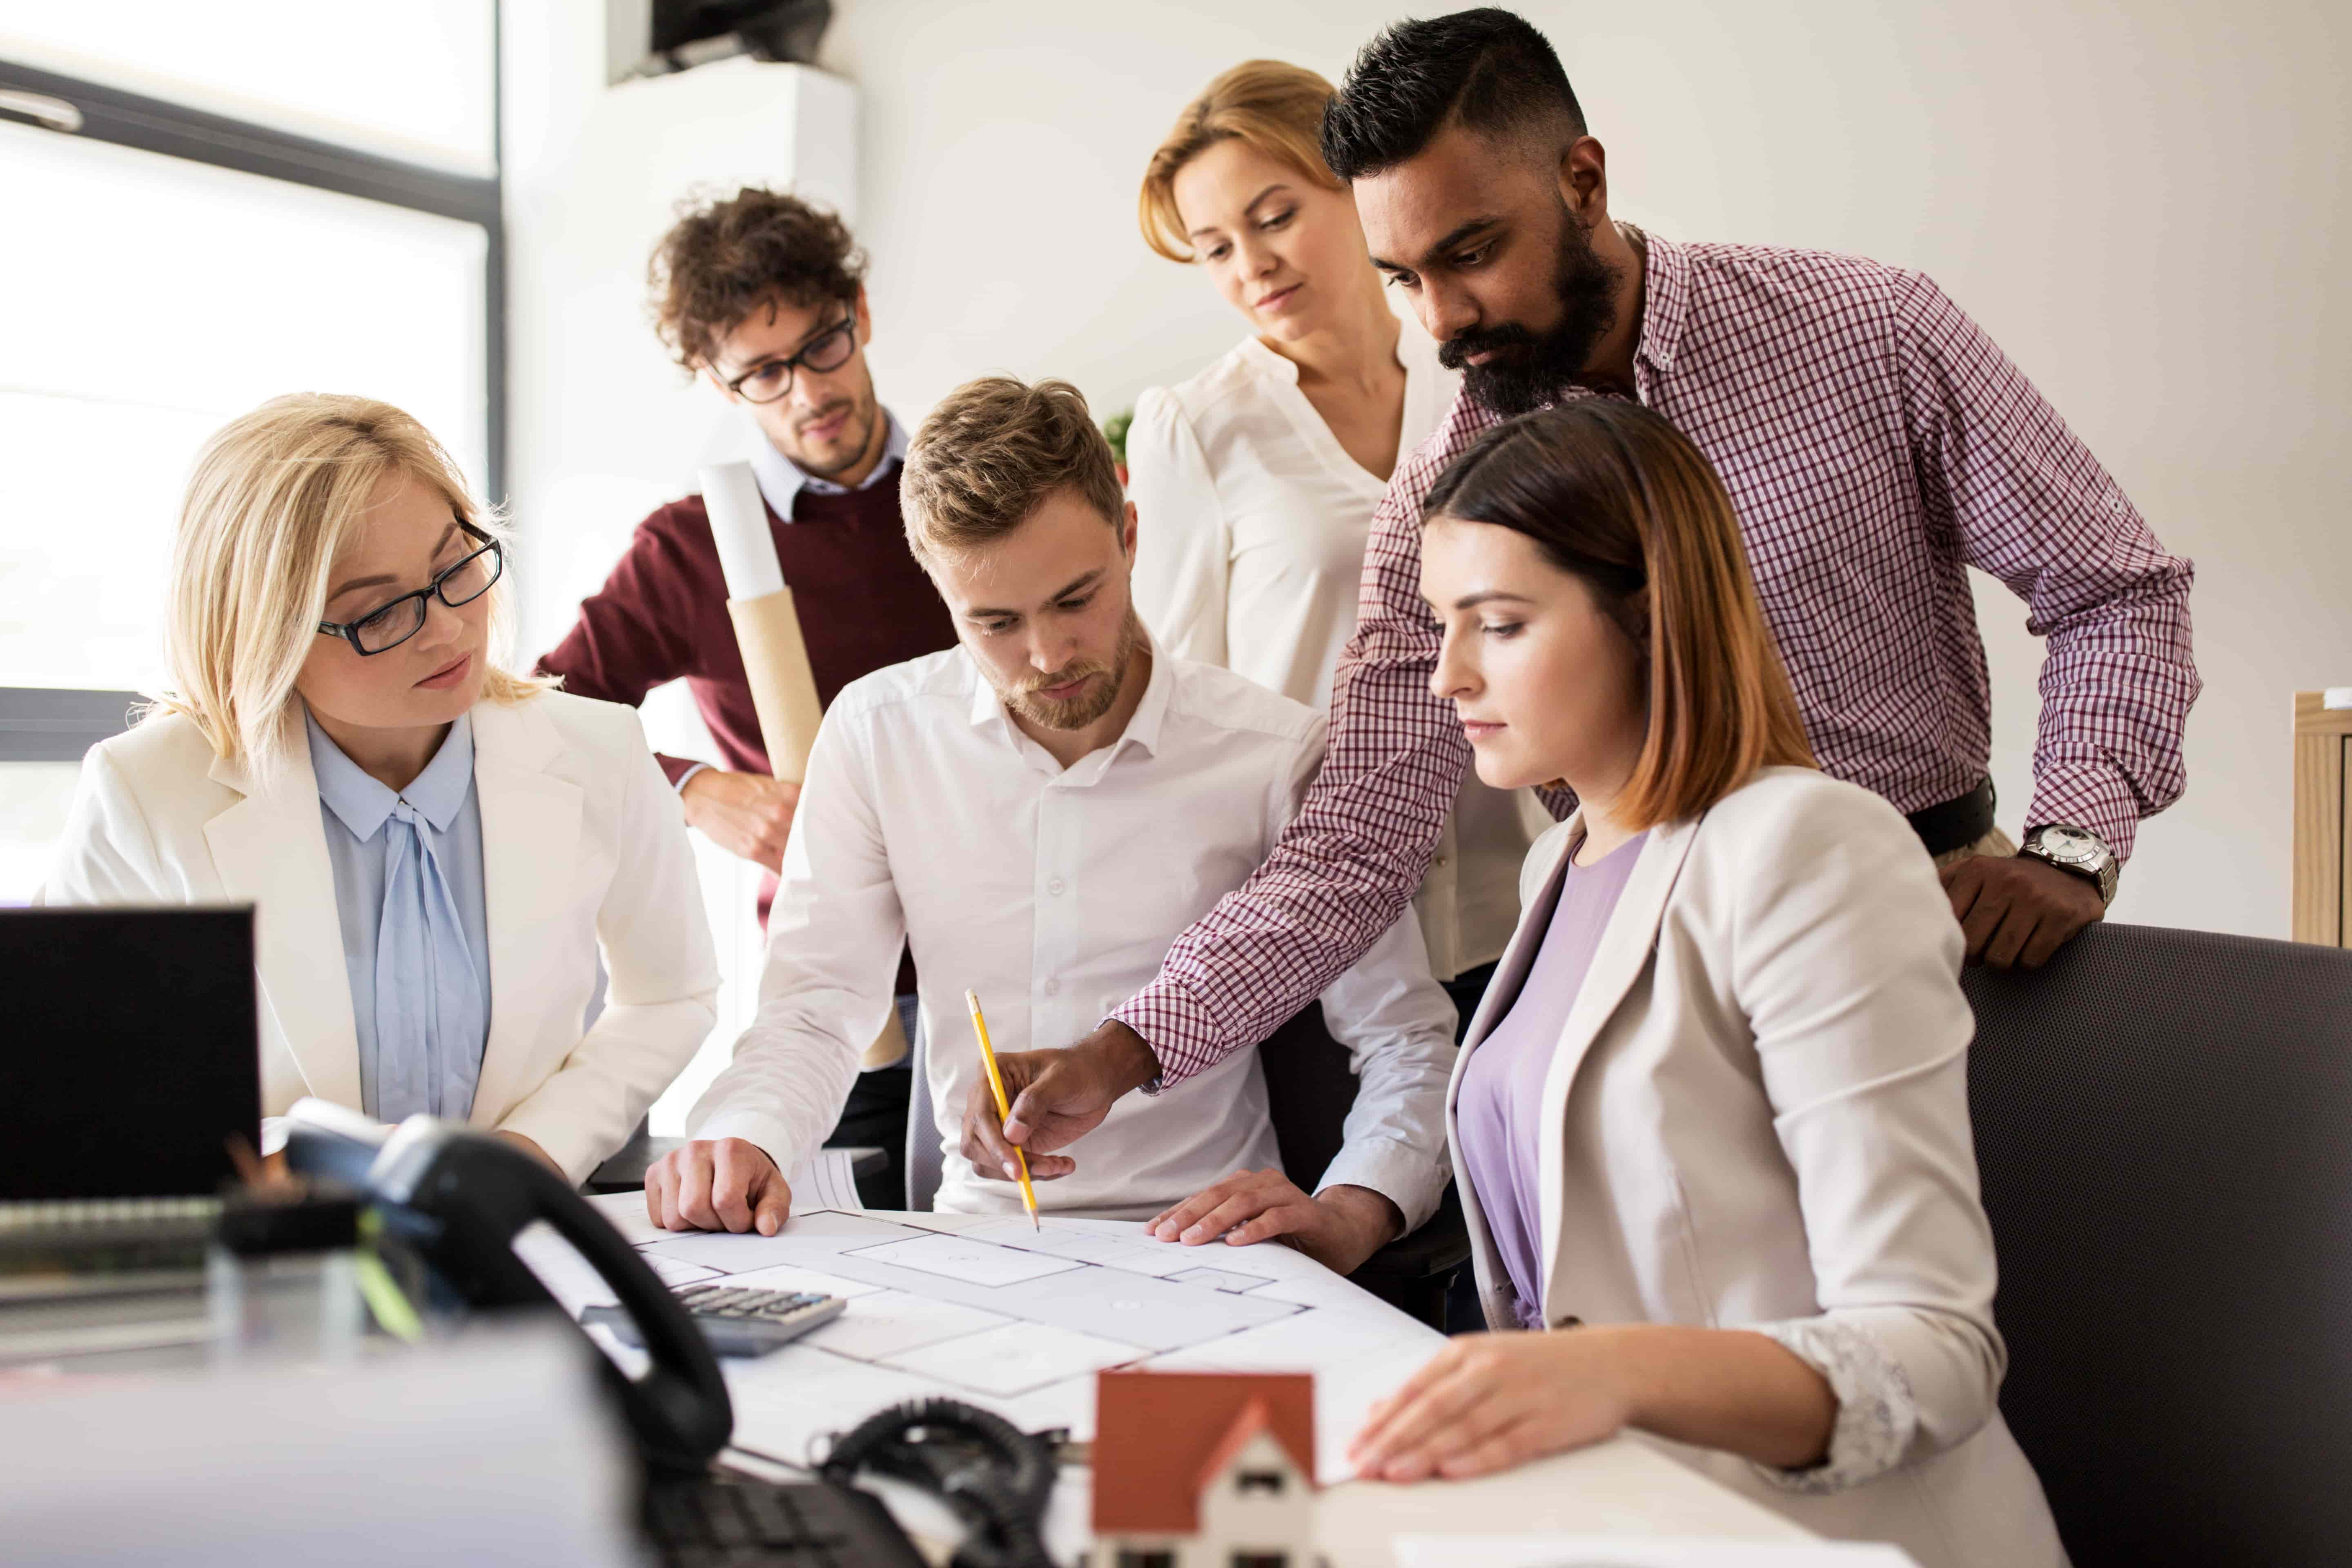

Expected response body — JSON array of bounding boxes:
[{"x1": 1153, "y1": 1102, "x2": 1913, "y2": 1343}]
[
  {"x1": 1147, "y1": 1169, "x2": 1401, "y2": 1276},
  {"x1": 1349, "y1": 1328, "x2": 1636, "y2": 1482},
  {"x1": 1350, "y1": 1323, "x2": 1839, "y2": 1483}
]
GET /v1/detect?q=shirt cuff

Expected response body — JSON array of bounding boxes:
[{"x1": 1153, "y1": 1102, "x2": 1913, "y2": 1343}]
[
  {"x1": 671, "y1": 761, "x2": 711, "y2": 794},
  {"x1": 1313, "y1": 1137, "x2": 1446, "y2": 1237},
  {"x1": 2024, "y1": 760, "x2": 2143, "y2": 861},
  {"x1": 684, "y1": 1109, "x2": 801, "y2": 1176},
  {"x1": 1749, "y1": 1318, "x2": 1919, "y2": 1494},
  {"x1": 1108, "y1": 982, "x2": 1221, "y2": 1091}
]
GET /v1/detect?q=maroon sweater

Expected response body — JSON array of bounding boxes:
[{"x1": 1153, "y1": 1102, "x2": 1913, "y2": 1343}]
[{"x1": 537, "y1": 472, "x2": 956, "y2": 941}]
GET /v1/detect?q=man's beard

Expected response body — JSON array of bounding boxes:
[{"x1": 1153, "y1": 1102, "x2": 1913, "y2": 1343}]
[
  {"x1": 788, "y1": 385, "x2": 880, "y2": 479},
  {"x1": 1437, "y1": 199, "x2": 1623, "y2": 416},
  {"x1": 1002, "y1": 608, "x2": 1143, "y2": 732}
]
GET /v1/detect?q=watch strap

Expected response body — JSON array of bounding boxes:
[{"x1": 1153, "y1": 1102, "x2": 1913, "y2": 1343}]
[{"x1": 2020, "y1": 826, "x2": 2119, "y2": 906}]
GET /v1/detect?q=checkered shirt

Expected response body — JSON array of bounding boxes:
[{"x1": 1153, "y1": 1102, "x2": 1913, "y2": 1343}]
[{"x1": 1116, "y1": 229, "x2": 2199, "y2": 1085}]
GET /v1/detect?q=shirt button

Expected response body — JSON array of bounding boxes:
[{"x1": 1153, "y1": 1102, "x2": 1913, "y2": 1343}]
[
  {"x1": 1047, "y1": 878, "x2": 1066, "y2": 896},
  {"x1": 1433, "y1": 855, "x2": 1450, "y2": 868},
  {"x1": 1042, "y1": 979, "x2": 1060, "y2": 997}
]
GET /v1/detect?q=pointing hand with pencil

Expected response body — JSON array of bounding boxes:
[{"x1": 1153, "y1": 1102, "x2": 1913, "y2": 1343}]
[
  {"x1": 958, "y1": 1017, "x2": 1164, "y2": 1191},
  {"x1": 964, "y1": 990, "x2": 1040, "y2": 1229}
]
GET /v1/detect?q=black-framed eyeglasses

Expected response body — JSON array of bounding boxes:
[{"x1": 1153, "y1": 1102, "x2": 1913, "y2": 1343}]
[
  {"x1": 316, "y1": 519, "x2": 504, "y2": 656},
  {"x1": 721, "y1": 311, "x2": 858, "y2": 404}
]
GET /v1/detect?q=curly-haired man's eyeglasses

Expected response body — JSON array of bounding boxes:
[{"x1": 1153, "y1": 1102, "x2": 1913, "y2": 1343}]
[{"x1": 721, "y1": 312, "x2": 858, "y2": 405}]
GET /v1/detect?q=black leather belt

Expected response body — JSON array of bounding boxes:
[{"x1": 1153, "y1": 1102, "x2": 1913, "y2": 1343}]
[{"x1": 1907, "y1": 779, "x2": 1997, "y2": 858}]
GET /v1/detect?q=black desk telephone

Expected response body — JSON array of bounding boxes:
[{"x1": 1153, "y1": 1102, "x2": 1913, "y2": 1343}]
[
  {"x1": 289, "y1": 1116, "x2": 729, "y2": 1468},
  {"x1": 287, "y1": 1119, "x2": 1054, "y2": 1568}
]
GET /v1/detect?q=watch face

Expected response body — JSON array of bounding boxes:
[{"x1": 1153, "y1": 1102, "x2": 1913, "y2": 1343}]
[{"x1": 2039, "y1": 827, "x2": 2098, "y2": 864}]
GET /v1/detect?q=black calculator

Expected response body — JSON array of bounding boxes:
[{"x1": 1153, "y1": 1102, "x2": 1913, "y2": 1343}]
[{"x1": 583, "y1": 1281, "x2": 846, "y2": 1357}]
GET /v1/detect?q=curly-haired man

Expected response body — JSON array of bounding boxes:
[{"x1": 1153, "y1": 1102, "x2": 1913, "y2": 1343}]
[{"x1": 539, "y1": 187, "x2": 954, "y2": 1204}]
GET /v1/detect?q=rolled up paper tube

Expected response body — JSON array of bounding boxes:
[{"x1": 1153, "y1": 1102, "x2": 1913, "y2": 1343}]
[
  {"x1": 702, "y1": 461, "x2": 786, "y2": 599},
  {"x1": 724, "y1": 590, "x2": 826, "y2": 785},
  {"x1": 702, "y1": 463, "x2": 822, "y2": 781},
  {"x1": 700, "y1": 462, "x2": 907, "y2": 1073}
]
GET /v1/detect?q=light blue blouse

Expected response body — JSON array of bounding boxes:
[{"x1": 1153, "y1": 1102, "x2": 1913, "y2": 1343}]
[{"x1": 305, "y1": 708, "x2": 492, "y2": 1122}]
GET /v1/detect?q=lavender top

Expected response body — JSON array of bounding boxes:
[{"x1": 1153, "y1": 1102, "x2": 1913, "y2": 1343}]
[{"x1": 1457, "y1": 830, "x2": 1647, "y2": 1328}]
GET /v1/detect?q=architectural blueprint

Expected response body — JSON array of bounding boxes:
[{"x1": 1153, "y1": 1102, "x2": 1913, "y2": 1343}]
[{"x1": 580, "y1": 1195, "x2": 1446, "y2": 1482}]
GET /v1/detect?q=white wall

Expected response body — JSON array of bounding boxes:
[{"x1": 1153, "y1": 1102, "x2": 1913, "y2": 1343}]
[
  {"x1": 500, "y1": 5, "x2": 862, "y2": 1127},
  {"x1": 814, "y1": 0, "x2": 2351, "y2": 940},
  {"x1": 504, "y1": 0, "x2": 2352, "y2": 944}
]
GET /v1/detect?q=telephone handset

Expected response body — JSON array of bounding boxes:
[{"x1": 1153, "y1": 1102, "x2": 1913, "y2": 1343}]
[{"x1": 287, "y1": 1118, "x2": 732, "y2": 1473}]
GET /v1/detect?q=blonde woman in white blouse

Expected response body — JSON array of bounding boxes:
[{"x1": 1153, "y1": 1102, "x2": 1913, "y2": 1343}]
[{"x1": 1131, "y1": 61, "x2": 1536, "y2": 998}]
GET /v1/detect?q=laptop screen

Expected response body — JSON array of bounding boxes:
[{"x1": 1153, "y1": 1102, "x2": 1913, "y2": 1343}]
[{"x1": 0, "y1": 906, "x2": 261, "y2": 1200}]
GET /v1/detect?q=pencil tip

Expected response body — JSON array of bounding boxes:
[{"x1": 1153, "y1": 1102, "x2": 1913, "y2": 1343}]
[{"x1": 1031, "y1": 1213, "x2": 1041, "y2": 1232}]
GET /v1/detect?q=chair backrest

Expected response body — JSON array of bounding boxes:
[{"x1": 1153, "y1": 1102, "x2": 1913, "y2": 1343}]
[
  {"x1": 1962, "y1": 922, "x2": 2352, "y2": 1568},
  {"x1": 1255, "y1": 1002, "x2": 1358, "y2": 1191},
  {"x1": 904, "y1": 1020, "x2": 942, "y2": 1211}
]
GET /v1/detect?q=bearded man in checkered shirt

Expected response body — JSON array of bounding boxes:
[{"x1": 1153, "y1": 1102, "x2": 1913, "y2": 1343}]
[{"x1": 957, "y1": 7, "x2": 2199, "y2": 1186}]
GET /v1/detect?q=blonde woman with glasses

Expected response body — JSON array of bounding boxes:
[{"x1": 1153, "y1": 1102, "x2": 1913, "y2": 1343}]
[
  {"x1": 1132, "y1": 60, "x2": 1535, "y2": 1020},
  {"x1": 40, "y1": 394, "x2": 718, "y2": 1181}
]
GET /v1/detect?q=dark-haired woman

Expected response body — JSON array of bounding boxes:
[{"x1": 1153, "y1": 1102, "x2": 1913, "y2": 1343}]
[{"x1": 1347, "y1": 401, "x2": 2063, "y2": 1568}]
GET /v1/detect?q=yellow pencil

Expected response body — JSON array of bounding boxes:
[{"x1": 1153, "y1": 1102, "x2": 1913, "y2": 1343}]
[{"x1": 964, "y1": 988, "x2": 1039, "y2": 1230}]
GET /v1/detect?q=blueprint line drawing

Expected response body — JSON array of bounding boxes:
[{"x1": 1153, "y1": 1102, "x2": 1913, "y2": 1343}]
[
  {"x1": 1167, "y1": 1264, "x2": 1276, "y2": 1294},
  {"x1": 593, "y1": 1196, "x2": 1447, "y2": 1483},
  {"x1": 843, "y1": 1232, "x2": 1090, "y2": 1288}
]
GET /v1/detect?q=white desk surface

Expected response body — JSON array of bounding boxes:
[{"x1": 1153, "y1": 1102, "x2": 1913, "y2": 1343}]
[
  {"x1": 627, "y1": 1200, "x2": 1817, "y2": 1565},
  {"x1": 1314, "y1": 1436, "x2": 1814, "y2": 1566}
]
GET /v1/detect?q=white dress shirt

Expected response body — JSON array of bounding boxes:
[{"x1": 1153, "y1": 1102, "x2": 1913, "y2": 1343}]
[
  {"x1": 1127, "y1": 323, "x2": 1539, "y2": 982},
  {"x1": 689, "y1": 637, "x2": 1458, "y2": 1223}
]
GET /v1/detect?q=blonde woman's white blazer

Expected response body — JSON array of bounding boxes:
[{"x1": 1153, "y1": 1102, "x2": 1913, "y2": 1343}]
[
  {"x1": 1447, "y1": 766, "x2": 2064, "y2": 1568},
  {"x1": 38, "y1": 691, "x2": 719, "y2": 1183}
]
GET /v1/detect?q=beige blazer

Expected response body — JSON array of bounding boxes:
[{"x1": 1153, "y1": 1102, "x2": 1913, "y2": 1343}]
[
  {"x1": 38, "y1": 691, "x2": 719, "y2": 1182},
  {"x1": 1447, "y1": 766, "x2": 2064, "y2": 1568}
]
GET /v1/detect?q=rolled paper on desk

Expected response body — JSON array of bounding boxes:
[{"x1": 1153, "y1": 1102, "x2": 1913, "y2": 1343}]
[{"x1": 699, "y1": 460, "x2": 906, "y2": 1072}]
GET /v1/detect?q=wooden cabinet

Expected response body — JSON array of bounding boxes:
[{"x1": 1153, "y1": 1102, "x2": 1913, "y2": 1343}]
[{"x1": 2292, "y1": 691, "x2": 2352, "y2": 946}]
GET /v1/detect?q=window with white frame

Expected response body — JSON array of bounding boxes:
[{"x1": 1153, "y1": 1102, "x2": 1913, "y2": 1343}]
[{"x1": 0, "y1": 4, "x2": 501, "y2": 901}]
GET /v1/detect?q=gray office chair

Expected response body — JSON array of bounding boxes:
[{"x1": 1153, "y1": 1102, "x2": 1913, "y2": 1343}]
[
  {"x1": 904, "y1": 1020, "x2": 944, "y2": 1212},
  {"x1": 905, "y1": 1003, "x2": 1468, "y2": 1327},
  {"x1": 1961, "y1": 922, "x2": 2352, "y2": 1568}
]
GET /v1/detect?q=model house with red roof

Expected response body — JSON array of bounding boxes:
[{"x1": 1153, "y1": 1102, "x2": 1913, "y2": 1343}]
[{"x1": 1090, "y1": 1369, "x2": 1318, "y2": 1568}]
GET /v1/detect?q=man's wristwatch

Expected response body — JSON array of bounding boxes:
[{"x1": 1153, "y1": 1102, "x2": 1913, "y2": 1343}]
[{"x1": 2017, "y1": 824, "x2": 2119, "y2": 906}]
